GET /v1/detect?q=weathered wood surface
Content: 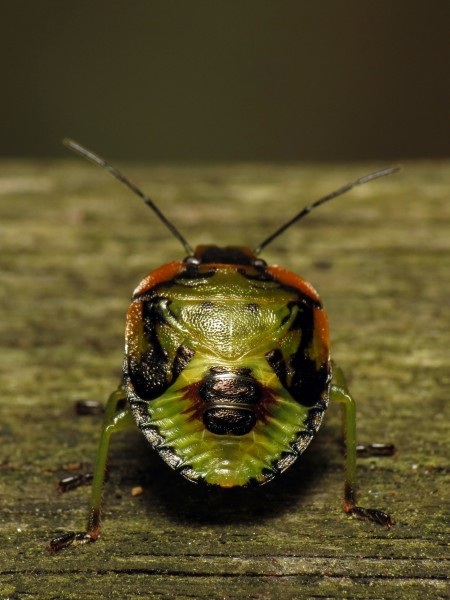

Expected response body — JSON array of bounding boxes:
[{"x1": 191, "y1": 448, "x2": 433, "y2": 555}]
[{"x1": 0, "y1": 159, "x2": 448, "y2": 599}]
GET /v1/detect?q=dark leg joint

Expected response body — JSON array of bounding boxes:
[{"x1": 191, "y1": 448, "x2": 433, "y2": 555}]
[
  {"x1": 47, "y1": 530, "x2": 98, "y2": 553},
  {"x1": 348, "y1": 505, "x2": 393, "y2": 527},
  {"x1": 344, "y1": 481, "x2": 393, "y2": 528},
  {"x1": 87, "y1": 507, "x2": 101, "y2": 534},
  {"x1": 48, "y1": 508, "x2": 101, "y2": 553}
]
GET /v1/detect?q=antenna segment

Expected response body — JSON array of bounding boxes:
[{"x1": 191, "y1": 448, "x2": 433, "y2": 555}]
[
  {"x1": 63, "y1": 138, "x2": 194, "y2": 256},
  {"x1": 254, "y1": 166, "x2": 400, "y2": 255}
]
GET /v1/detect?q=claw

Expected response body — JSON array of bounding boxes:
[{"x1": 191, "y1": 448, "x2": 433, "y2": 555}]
[
  {"x1": 349, "y1": 505, "x2": 393, "y2": 527},
  {"x1": 47, "y1": 530, "x2": 97, "y2": 553},
  {"x1": 356, "y1": 443, "x2": 396, "y2": 458},
  {"x1": 58, "y1": 473, "x2": 94, "y2": 493}
]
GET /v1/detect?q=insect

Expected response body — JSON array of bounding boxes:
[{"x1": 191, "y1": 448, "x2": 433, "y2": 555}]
[{"x1": 48, "y1": 140, "x2": 397, "y2": 552}]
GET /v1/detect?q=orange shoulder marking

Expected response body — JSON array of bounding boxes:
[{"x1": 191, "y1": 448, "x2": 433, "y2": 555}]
[
  {"x1": 267, "y1": 265, "x2": 321, "y2": 304},
  {"x1": 312, "y1": 306, "x2": 330, "y2": 365},
  {"x1": 132, "y1": 261, "x2": 185, "y2": 298},
  {"x1": 125, "y1": 300, "x2": 145, "y2": 361}
]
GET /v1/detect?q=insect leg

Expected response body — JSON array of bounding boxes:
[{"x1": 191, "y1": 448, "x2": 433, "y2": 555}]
[
  {"x1": 356, "y1": 442, "x2": 395, "y2": 458},
  {"x1": 330, "y1": 366, "x2": 393, "y2": 527},
  {"x1": 58, "y1": 471, "x2": 94, "y2": 493},
  {"x1": 48, "y1": 386, "x2": 135, "y2": 552}
]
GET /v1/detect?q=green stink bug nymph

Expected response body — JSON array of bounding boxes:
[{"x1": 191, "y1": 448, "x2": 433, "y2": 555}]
[{"x1": 48, "y1": 140, "x2": 398, "y2": 552}]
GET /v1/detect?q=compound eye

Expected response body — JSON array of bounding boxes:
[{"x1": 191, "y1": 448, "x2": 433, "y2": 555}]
[
  {"x1": 253, "y1": 258, "x2": 267, "y2": 268},
  {"x1": 184, "y1": 255, "x2": 200, "y2": 266}
]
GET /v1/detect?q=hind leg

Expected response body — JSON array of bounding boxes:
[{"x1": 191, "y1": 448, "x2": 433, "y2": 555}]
[
  {"x1": 330, "y1": 365, "x2": 393, "y2": 527},
  {"x1": 48, "y1": 386, "x2": 135, "y2": 552}
]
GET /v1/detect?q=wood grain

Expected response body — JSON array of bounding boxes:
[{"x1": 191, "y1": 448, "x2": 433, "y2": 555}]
[{"x1": 0, "y1": 160, "x2": 448, "y2": 599}]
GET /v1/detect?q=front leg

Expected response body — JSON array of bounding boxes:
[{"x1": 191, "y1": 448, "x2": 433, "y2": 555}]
[
  {"x1": 330, "y1": 365, "x2": 393, "y2": 527},
  {"x1": 48, "y1": 386, "x2": 135, "y2": 552}
]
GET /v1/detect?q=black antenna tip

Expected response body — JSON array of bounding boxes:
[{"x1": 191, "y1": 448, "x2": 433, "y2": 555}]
[
  {"x1": 63, "y1": 138, "x2": 83, "y2": 153},
  {"x1": 358, "y1": 165, "x2": 401, "y2": 185},
  {"x1": 254, "y1": 165, "x2": 401, "y2": 255},
  {"x1": 62, "y1": 138, "x2": 194, "y2": 256}
]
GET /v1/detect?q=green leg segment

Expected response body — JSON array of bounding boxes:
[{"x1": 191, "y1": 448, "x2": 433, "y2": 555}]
[
  {"x1": 48, "y1": 386, "x2": 135, "y2": 552},
  {"x1": 330, "y1": 365, "x2": 393, "y2": 527}
]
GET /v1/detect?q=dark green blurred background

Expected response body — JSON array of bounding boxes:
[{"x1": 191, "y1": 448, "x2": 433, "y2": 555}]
[{"x1": 2, "y1": 0, "x2": 449, "y2": 161}]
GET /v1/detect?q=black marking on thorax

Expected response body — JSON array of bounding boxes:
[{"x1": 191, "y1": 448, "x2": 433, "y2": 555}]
[
  {"x1": 265, "y1": 299, "x2": 331, "y2": 408},
  {"x1": 126, "y1": 296, "x2": 194, "y2": 401}
]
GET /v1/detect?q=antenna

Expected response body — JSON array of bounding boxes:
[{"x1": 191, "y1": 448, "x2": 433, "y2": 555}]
[
  {"x1": 254, "y1": 166, "x2": 400, "y2": 255},
  {"x1": 63, "y1": 138, "x2": 194, "y2": 256}
]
